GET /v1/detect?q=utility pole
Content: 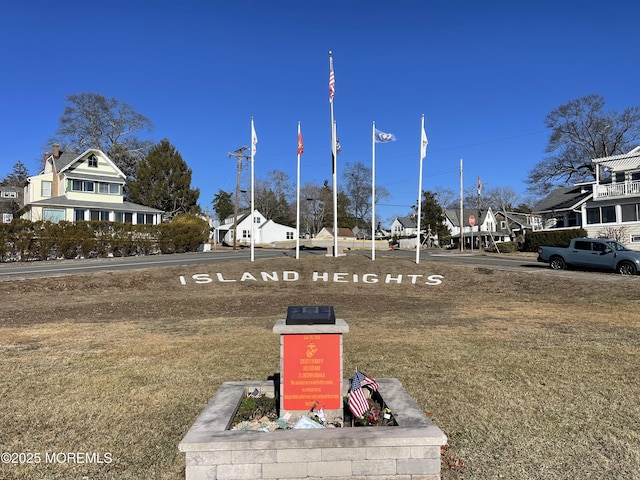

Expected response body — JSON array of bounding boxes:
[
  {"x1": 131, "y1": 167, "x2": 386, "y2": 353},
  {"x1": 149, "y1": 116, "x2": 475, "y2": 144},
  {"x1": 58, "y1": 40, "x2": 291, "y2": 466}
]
[{"x1": 227, "y1": 146, "x2": 250, "y2": 250}]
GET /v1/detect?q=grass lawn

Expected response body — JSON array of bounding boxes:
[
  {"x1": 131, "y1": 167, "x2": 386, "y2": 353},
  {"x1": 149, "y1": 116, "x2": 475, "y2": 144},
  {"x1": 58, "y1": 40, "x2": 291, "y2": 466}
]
[{"x1": 1, "y1": 253, "x2": 639, "y2": 479}]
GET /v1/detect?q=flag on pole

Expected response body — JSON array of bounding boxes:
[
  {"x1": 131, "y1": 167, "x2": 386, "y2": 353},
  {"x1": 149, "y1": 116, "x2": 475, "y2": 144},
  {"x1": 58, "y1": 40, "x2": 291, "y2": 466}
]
[
  {"x1": 297, "y1": 126, "x2": 304, "y2": 156},
  {"x1": 251, "y1": 121, "x2": 258, "y2": 157},
  {"x1": 329, "y1": 56, "x2": 335, "y2": 103},
  {"x1": 374, "y1": 128, "x2": 397, "y2": 143},
  {"x1": 348, "y1": 370, "x2": 380, "y2": 418},
  {"x1": 421, "y1": 124, "x2": 428, "y2": 159}
]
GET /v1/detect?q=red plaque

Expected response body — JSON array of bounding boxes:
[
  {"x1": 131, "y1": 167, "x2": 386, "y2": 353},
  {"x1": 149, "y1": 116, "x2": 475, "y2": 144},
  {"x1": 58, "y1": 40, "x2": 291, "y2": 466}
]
[{"x1": 282, "y1": 334, "x2": 341, "y2": 410}]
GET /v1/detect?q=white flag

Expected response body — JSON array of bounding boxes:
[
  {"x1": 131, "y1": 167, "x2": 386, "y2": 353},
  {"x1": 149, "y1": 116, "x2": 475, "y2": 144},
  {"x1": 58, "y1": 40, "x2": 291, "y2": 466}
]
[
  {"x1": 251, "y1": 120, "x2": 258, "y2": 157},
  {"x1": 421, "y1": 125, "x2": 428, "y2": 159}
]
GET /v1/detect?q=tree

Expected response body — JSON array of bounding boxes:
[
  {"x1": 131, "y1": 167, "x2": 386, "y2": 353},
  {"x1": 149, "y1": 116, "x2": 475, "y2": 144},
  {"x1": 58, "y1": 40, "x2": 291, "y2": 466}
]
[
  {"x1": 52, "y1": 92, "x2": 154, "y2": 178},
  {"x1": 342, "y1": 161, "x2": 390, "y2": 228},
  {"x1": 212, "y1": 190, "x2": 234, "y2": 222},
  {"x1": 527, "y1": 94, "x2": 640, "y2": 195},
  {"x1": 128, "y1": 139, "x2": 200, "y2": 219},
  {"x1": 253, "y1": 170, "x2": 294, "y2": 225},
  {"x1": 1, "y1": 161, "x2": 29, "y2": 187},
  {"x1": 419, "y1": 190, "x2": 450, "y2": 246}
]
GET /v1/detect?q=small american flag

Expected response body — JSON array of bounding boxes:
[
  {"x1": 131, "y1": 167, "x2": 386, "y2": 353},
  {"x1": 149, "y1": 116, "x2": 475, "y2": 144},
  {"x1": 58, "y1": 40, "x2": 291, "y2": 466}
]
[{"x1": 348, "y1": 370, "x2": 379, "y2": 418}]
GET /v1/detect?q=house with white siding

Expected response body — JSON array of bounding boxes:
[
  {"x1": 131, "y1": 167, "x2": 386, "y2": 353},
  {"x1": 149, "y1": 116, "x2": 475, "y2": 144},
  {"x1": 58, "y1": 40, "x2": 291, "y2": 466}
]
[
  {"x1": 533, "y1": 146, "x2": 640, "y2": 249},
  {"x1": 216, "y1": 210, "x2": 296, "y2": 246}
]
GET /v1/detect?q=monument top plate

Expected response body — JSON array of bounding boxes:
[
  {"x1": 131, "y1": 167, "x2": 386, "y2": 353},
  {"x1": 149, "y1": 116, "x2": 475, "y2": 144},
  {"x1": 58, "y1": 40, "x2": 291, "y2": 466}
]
[{"x1": 285, "y1": 306, "x2": 336, "y2": 325}]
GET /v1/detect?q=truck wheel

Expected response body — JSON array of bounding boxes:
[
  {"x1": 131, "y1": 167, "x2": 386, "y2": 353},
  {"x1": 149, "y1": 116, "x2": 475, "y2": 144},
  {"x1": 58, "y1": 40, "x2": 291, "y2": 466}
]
[
  {"x1": 549, "y1": 256, "x2": 566, "y2": 270},
  {"x1": 616, "y1": 261, "x2": 637, "y2": 275}
]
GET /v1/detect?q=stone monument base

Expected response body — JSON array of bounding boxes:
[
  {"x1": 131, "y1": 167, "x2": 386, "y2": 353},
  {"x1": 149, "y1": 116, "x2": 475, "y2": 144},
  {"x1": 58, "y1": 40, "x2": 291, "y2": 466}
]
[{"x1": 179, "y1": 378, "x2": 447, "y2": 479}]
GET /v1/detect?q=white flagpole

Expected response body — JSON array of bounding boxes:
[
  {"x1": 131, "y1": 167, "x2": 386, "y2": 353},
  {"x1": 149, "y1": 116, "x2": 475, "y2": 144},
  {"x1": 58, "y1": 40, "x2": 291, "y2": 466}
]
[
  {"x1": 460, "y1": 158, "x2": 464, "y2": 252},
  {"x1": 332, "y1": 120, "x2": 338, "y2": 256},
  {"x1": 250, "y1": 117, "x2": 256, "y2": 262},
  {"x1": 296, "y1": 121, "x2": 301, "y2": 259},
  {"x1": 416, "y1": 114, "x2": 426, "y2": 264},
  {"x1": 329, "y1": 51, "x2": 338, "y2": 257},
  {"x1": 371, "y1": 121, "x2": 376, "y2": 261}
]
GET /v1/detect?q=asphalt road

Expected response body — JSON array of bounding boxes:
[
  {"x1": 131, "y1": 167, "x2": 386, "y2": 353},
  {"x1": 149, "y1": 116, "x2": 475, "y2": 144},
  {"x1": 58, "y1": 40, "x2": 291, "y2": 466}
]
[{"x1": 0, "y1": 247, "x2": 635, "y2": 282}]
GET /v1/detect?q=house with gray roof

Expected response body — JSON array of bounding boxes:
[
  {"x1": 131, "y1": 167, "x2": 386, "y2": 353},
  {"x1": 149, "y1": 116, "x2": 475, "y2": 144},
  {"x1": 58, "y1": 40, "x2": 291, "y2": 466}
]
[
  {"x1": 444, "y1": 208, "x2": 502, "y2": 249},
  {"x1": 21, "y1": 145, "x2": 163, "y2": 224},
  {"x1": 532, "y1": 146, "x2": 640, "y2": 249},
  {"x1": 390, "y1": 216, "x2": 418, "y2": 237}
]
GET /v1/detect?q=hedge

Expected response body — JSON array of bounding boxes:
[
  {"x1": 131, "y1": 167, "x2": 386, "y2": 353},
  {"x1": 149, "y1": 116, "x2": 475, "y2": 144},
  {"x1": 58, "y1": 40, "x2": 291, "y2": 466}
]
[
  {"x1": 0, "y1": 214, "x2": 209, "y2": 263},
  {"x1": 521, "y1": 228, "x2": 588, "y2": 252}
]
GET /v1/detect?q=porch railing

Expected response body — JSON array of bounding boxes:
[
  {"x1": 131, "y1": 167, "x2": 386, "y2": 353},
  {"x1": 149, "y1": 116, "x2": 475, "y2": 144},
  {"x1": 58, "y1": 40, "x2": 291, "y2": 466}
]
[{"x1": 593, "y1": 180, "x2": 640, "y2": 199}]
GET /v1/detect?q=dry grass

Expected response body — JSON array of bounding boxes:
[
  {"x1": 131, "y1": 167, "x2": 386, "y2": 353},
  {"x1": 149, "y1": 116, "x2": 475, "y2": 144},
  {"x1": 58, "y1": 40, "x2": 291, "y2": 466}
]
[{"x1": 1, "y1": 253, "x2": 639, "y2": 479}]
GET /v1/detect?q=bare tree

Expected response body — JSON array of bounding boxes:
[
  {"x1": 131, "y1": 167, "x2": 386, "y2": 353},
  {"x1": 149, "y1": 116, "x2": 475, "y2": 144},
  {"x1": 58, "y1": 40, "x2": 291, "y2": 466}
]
[
  {"x1": 298, "y1": 182, "x2": 331, "y2": 236},
  {"x1": 342, "y1": 161, "x2": 390, "y2": 228},
  {"x1": 527, "y1": 94, "x2": 640, "y2": 195},
  {"x1": 50, "y1": 92, "x2": 154, "y2": 178}
]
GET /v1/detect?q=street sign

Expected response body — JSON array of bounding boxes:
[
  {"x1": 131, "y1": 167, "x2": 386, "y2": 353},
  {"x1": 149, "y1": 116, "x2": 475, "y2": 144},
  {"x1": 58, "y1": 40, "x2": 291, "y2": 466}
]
[{"x1": 469, "y1": 215, "x2": 476, "y2": 226}]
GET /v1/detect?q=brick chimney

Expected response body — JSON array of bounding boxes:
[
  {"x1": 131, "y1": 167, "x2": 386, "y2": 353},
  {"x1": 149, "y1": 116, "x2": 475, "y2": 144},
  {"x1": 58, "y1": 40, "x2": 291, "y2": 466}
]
[{"x1": 53, "y1": 144, "x2": 60, "y2": 158}]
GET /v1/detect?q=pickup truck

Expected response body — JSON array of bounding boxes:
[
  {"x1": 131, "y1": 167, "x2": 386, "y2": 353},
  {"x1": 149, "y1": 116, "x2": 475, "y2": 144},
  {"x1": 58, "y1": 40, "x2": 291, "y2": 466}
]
[{"x1": 537, "y1": 237, "x2": 640, "y2": 275}]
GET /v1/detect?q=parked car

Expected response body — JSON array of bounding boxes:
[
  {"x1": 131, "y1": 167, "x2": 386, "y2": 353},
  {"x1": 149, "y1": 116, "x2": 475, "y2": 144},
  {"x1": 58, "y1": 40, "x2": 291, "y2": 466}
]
[{"x1": 537, "y1": 238, "x2": 640, "y2": 275}]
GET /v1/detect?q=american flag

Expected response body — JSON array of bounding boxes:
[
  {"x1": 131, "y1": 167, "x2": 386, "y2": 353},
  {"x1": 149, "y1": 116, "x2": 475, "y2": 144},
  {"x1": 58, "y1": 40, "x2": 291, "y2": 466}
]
[
  {"x1": 348, "y1": 370, "x2": 379, "y2": 418},
  {"x1": 328, "y1": 58, "x2": 335, "y2": 103}
]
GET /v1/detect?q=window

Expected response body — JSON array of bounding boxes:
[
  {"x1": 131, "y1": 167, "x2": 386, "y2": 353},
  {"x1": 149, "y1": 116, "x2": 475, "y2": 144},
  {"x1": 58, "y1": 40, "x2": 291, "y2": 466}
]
[
  {"x1": 254, "y1": 217, "x2": 261, "y2": 224},
  {"x1": 242, "y1": 230, "x2": 251, "y2": 238},
  {"x1": 88, "y1": 154, "x2": 98, "y2": 168},
  {"x1": 115, "y1": 212, "x2": 133, "y2": 223},
  {"x1": 72, "y1": 180, "x2": 94, "y2": 192},
  {"x1": 500, "y1": 220, "x2": 507, "y2": 230},
  {"x1": 90, "y1": 210, "x2": 110, "y2": 221},
  {"x1": 43, "y1": 208, "x2": 65, "y2": 223},
  {"x1": 622, "y1": 204, "x2": 640, "y2": 223},
  {"x1": 2, "y1": 213, "x2": 12, "y2": 223},
  {"x1": 1, "y1": 191, "x2": 18, "y2": 198},
  {"x1": 136, "y1": 213, "x2": 154, "y2": 224},
  {"x1": 631, "y1": 235, "x2": 640, "y2": 243},
  {"x1": 586, "y1": 206, "x2": 616, "y2": 224},
  {"x1": 74, "y1": 209, "x2": 86, "y2": 221},
  {"x1": 574, "y1": 241, "x2": 591, "y2": 250},
  {"x1": 41, "y1": 181, "x2": 52, "y2": 197},
  {"x1": 286, "y1": 232, "x2": 294, "y2": 240},
  {"x1": 98, "y1": 183, "x2": 120, "y2": 194}
]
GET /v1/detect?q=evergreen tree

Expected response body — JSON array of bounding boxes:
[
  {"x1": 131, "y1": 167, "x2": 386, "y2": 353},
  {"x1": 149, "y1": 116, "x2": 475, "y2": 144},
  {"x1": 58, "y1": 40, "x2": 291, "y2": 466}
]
[
  {"x1": 420, "y1": 190, "x2": 450, "y2": 246},
  {"x1": 128, "y1": 139, "x2": 200, "y2": 219},
  {"x1": 212, "y1": 189, "x2": 234, "y2": 222},
  {"x1": 1, "y1": 161, "x2": 29, "y2": 187}
]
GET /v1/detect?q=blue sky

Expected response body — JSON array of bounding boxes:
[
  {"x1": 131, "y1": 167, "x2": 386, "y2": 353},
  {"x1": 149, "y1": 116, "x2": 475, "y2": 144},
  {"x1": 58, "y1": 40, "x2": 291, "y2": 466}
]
[{"x1": 2, "y1": 1, "x2": 639, "y2": 224}]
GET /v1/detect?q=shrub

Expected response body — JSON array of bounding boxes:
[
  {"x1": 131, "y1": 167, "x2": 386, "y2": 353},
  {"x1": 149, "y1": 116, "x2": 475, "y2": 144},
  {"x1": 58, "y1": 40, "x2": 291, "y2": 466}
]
[
  {"x1": 159, "y1": 214, "x2": 209, "y2": 253},
  {"x1": 522, "y1": 228, "x2": 588, "y2": 252},
  {"x1": 486, "y1": 241, "x2": 517, "y2": 253}
]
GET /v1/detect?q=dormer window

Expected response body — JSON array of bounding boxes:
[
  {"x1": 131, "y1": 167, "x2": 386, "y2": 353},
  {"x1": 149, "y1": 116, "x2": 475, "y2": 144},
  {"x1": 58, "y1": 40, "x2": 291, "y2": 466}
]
[{"x1": 88, "y1": 154, "x2": 98, "y2": 168}]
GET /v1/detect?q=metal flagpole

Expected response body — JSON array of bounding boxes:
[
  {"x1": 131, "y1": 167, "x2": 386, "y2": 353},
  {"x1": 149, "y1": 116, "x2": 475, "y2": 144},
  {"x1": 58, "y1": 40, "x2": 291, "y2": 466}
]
[
  {"x1": 329, "y1": 51, "x2": 338, "y2": 257},
  {"x1": 296, "y1": 121, "x2": 301, "y2": 259},
  {"x1": 416, "y1": 114, "x2": 427, "y2": 264},
  {"x1": 460, "y1": 158, "x2": 464, "y2": 252},
  {"x1": 250, "y1": 117, "x2": 257, "y2": 262},
  {"x1": 371, "y1": 121, "x2": 376, "y2": 261}
]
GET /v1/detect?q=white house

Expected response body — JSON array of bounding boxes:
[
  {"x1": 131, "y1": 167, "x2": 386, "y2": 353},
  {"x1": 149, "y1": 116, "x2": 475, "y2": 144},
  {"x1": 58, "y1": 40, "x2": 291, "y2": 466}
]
[
  {"x1": 533, "y1": 146, "x2": 640, "y2": 249},
  {"x1": 390, "y1": 216, "x2": 418, "y2": 237},
  {"x1": 21, "y1": 145, "x2": 163, "y2": 224},
  {"x1": 444, "y1": 208, "x2": 500, "y2": 249},
  {"x1": 217, "y1": 210, "x2": 296, "y2": 246}
]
